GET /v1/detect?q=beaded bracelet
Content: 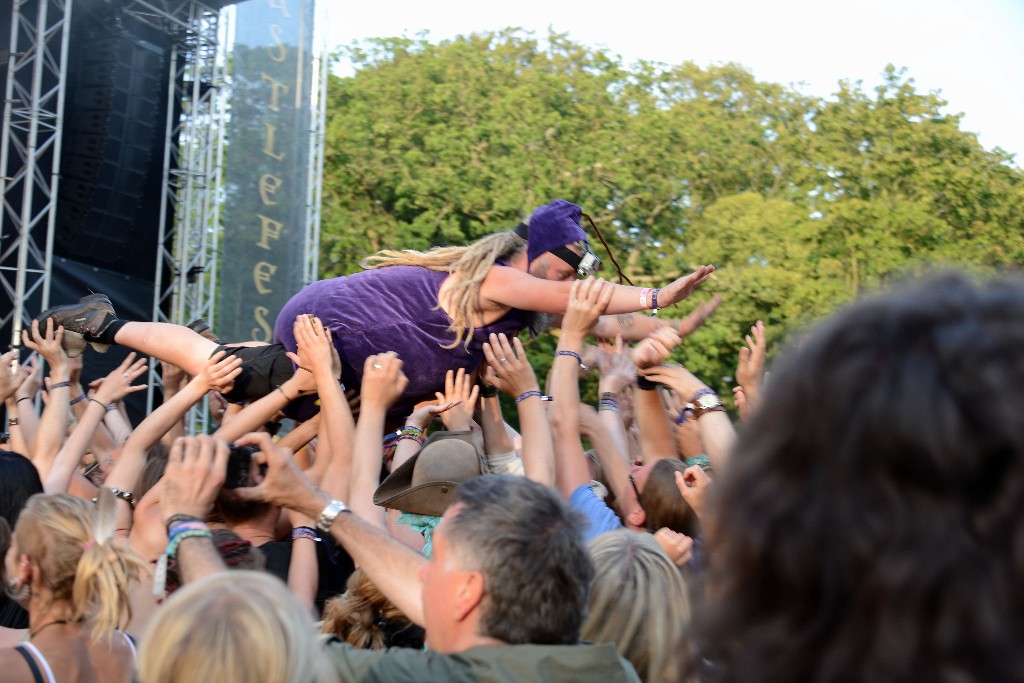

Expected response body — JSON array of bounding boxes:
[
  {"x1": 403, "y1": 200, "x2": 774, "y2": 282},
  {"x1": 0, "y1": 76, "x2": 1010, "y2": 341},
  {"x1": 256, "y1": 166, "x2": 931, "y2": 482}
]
[
  {"x1": 168, "y1": 520, "x2": 211, "y2": 538},
  {"x1": 557, "y1": 350, "x2": 587, "y2": 370},
  {"x1": 69, "y1": 393, "x2": 88, "y2": 406},
  {"x1": 395, "y1": 425, "x2": 424, "y2": 445},
  {"x1": 515, "y1": 390, "x2": 551, "y2": 404},
  {"x1": 291, "y1": 526, "x2": 319, "y2": 542},
  {"x1": 166, "y1": 528, "x2": 213, "y2": 561},
  {"x1": 48, "y1": 380, "x2": 71, "y2": 390},
  {"x1": 164, "y1": 513, "x2": 204, "y2": 534},
  {"x1": 598, "y1": 392, "x2": 620, "y2": 412},
  {"x1": 396, "y1": 433, "x2": 424, "y2": 446},
  {"x1": 650, "y1": 288, "x2": 661, "y2": 316},
  {"x1": 684, "y1": 454, "x2": 713, "y2": 472}
]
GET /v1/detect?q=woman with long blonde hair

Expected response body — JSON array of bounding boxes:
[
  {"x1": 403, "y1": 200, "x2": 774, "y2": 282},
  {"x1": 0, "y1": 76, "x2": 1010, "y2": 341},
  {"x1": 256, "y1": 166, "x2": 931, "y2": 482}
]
[
  {"x1": 41, "y1": 199, "x2": 715, "y2": 425},
  {"x1": 273, "y1": 198, "x2": 715, "y2": 422}
]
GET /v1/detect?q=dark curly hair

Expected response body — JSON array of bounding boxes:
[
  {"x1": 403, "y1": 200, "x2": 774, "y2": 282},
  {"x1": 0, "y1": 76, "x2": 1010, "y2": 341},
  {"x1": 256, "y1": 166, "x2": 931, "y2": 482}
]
[{"x1": 699, "y1": 270, "x2": 1024, "y2": 682}]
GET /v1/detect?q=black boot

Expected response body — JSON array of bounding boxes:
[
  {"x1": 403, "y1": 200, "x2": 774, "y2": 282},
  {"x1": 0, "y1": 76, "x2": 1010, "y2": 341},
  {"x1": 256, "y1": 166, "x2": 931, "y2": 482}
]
[{"x1": 37, "y1": 293, "x2": 119, "y2": 357}]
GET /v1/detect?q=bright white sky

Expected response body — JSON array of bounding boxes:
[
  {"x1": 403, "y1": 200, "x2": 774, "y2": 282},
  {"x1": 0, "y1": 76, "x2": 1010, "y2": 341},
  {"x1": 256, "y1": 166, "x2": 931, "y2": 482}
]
[{"x1": 325, "y1": 0, "x2": 1023, "y2": 164}]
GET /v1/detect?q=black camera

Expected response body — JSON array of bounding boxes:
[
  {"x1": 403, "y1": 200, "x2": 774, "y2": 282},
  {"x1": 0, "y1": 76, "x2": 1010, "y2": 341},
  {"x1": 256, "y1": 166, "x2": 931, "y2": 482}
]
[{"x1": 224, "y1": 444, "x2": 262, "y2": 488}]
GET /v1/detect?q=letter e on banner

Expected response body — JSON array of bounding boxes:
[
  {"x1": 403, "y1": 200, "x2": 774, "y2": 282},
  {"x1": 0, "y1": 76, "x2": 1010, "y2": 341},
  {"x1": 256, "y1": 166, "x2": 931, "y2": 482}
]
[
  {"x1": 254, "y1": 262, "x2": 278, "y2": 294},
  {"x1": 259, "y1": 174, "x2": 283, "y2": 206}
]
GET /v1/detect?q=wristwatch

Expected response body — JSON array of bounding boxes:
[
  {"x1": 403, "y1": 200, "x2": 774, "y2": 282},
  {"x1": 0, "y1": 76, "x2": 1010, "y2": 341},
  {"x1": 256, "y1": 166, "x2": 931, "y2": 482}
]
[
  {"x1": 316, "y1": 498, "x2": 350, "y2": 532},
  {"x1": 690, "y1": 388, "x2": 725, "y2": 418}
]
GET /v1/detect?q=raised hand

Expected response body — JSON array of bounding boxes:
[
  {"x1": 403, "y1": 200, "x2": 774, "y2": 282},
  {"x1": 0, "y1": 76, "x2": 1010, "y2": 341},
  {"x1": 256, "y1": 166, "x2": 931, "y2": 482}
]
[
  {"x1": 13, "y1": 355, "x2": 39, "y2": 399},
  {"x1": 631, "y1": 327, "x2": 682, "y2": 370},
  {"x1": 193, "y1": 350, "x2": 244, "y2": 394},
  {"x1": 561, "y1": 277, "x2": 615, "y2": 338},
  {"x1": 91, "y1": 352, "x2": 149, "y2": 405},
  {"x1": 481, "y1": 333, "x2": 540, "y2": 399},
  {"x1": 653, "y1": 527, "x2": 694, "y2": 567},
  {"x1": 290, "y1": 314, "x2": 337, "y2": 379},
  {"x1": 659, "y1": 264, "x2": 715, "y2": 308},
  {"x1": 735, "y1": 320, "x2": 767, "y2": 412},
  {"x1": 230, "y1": 431, "x2": 317, "y2": 515},
  {"x1": 674, "y1": 293, "x2": 723, "y2": 338},
  {"x1": 359, "y1": 352, "x2": 408, "y2": 411},
  {"x1": 597, "y1": 335, "x2": 636, "y2": 395},
  {"x1": 0, "y1": 350, "x2": 23, "y2": 401},
  {"x1": 22, "y1": 319, "x2": 69, "y2": 373},
  {"x1": 640, "y1": 363, "x2": 707, "y2": 399},
  {"x1": 674, "y1": 466, "x2": 712, "y2": 520},
  {"x1": 732, "y1": 385, "x2": 750, "y2": 421},
  {"x1": 435, "y1": 368, "x2": 477, "y2": 431},
  {"x1": 405, "y1": 397, "x2": 462, "y2": 432},
  {"x1": 160, "y1": 435, "x2": 229, "y2": 521},
  {"x1": 161, "y1": 359, "x2": 188, "y2": 394}
]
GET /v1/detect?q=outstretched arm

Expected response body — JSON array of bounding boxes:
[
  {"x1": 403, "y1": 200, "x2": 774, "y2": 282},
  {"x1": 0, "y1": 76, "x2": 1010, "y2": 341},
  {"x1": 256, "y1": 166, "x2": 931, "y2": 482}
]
[
  {"x1": 631, "y1": 328, "x2": 684, "y2": 466},
  {"x1": 548, "y1": 278, "x2": 615, "y2": 499},
  {"x1": 734, "y1": 319, "x2": 767, "y2": 420},
  {"x1": 21, "y1": 320, "x2": 73, "y2": 478},
  {"x1": 44, "y1": 353, "x2": 148, "y2": 494},
  {"x1": 348, "y1": 352, "x2": 408, "y2": 529},
  {"x1": 230, "y1": 432, "x2": 428, "y2": 626},
  {"x1": 642, "y1": 364, "x2": 737, "y2": 471},
  {"x1": 590, "y1": 293, "x2": 722, "y2": 342},
  {"x1": 481, "y1": 333, "x2": 551, "y2": 486},
  {"x1": 106, "y1": 352, "x2": 241, "y2": 536},
  {"x1": 289, "y1": 314, "x2": 352, "y2": 485},
  {"x1": 480, "y1": 263, "x2": 715, "y2": 318}
]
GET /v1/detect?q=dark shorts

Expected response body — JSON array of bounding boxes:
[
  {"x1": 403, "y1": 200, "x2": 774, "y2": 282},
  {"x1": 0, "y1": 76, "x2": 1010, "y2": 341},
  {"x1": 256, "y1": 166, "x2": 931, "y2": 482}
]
[{"x1": 214, "y1": 343, "x2": 295, "y2": 404}]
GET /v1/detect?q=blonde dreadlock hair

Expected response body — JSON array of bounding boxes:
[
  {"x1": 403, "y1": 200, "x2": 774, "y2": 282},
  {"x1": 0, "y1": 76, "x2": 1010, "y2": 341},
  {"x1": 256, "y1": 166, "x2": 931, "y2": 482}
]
[{"x1": 361, "y1": 231, "x2": 527, "y2": 349}]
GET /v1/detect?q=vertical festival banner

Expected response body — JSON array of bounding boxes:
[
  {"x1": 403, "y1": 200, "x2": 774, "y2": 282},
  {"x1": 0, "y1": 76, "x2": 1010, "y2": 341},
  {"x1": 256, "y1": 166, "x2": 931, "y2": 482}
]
[{"x1": 219, "y1": 0, "x2": 316, "y2": 342}]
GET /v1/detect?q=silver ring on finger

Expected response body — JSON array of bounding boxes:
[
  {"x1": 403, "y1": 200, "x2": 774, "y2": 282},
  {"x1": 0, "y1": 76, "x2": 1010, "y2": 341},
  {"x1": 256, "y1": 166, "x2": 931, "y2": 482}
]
[
  {"x1": 499, "y1": 358, "x2": 509, "y2": 363},
  {"x1": 372, "y1": 363, "x2": 383, "y2": 370}
]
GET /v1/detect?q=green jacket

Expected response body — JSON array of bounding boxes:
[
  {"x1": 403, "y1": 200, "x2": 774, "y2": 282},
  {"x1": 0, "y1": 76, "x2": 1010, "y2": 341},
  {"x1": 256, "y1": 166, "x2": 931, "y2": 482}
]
[{"x1": 324, "y1": 639, "x2": 642, "y2": 683}]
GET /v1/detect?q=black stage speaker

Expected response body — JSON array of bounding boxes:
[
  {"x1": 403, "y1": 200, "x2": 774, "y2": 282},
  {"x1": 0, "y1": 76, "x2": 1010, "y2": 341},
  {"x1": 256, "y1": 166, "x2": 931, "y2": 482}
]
[{"x1": 55, "y1": 6, "x2": 175, "y2": 282}]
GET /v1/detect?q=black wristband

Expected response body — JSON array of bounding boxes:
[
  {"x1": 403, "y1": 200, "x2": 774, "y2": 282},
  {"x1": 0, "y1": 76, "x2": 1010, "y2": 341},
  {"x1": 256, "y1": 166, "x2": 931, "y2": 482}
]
[
  {"x1": 637, "y1": 376, "x2": 661, "y2": 391},
  {"x1": 478, "y1": 383, "x2": 498, "y2": 398}
]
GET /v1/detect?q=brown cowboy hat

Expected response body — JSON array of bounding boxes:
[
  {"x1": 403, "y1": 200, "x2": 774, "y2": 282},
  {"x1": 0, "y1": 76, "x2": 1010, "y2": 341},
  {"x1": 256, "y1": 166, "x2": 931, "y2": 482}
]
[{"x1": 373, "y1": 430, "x2": 489, "y2": 517}]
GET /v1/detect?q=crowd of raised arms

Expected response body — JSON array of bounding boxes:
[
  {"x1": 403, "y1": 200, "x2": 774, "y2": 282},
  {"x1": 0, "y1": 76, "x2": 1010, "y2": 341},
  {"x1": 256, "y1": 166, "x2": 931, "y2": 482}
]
[{"x1": 2, "y1": 200, "x2": 1023, "y2": 683}]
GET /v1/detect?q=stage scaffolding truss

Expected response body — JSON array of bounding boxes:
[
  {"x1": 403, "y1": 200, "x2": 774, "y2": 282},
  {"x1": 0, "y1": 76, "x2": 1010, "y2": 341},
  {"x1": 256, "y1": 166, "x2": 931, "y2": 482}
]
[
  {"x1": 2, "y1": 0, "x2": 325, "y2": 432},
  {"x1": 0, "y1": 0, "x2": 72, "y2": 351}
]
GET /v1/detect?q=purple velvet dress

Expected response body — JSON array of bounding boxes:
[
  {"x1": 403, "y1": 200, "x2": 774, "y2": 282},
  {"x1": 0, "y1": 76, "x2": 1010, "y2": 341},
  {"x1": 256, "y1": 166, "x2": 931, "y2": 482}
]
[{"x1": 274, "y1": 265, "x2": 530, "y2": 423}]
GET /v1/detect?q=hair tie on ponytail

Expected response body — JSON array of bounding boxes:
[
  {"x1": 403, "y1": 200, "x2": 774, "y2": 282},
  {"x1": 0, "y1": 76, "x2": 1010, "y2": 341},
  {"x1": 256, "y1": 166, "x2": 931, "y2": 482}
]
[{"x1": 83, "y1": 539, "x2": 97, "y2": 552}]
